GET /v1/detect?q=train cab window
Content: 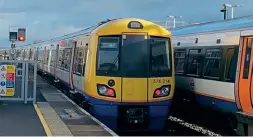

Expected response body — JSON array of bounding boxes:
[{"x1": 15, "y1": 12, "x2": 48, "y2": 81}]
[
  {"x1": 174, "y1": 49, "x2": 186, "y2": 74},
  {"x1": 203, "y1": 48, "x2": 222, "y2": 79},
  {"x1": 186, "y1": 49, "x2": 203, "y2": 76},
  {"x1": 243, "y1": 38, "x2": 253, "y2": 79},
  {"x1": 150, "y1": 37, "x2": 172, "y2": 77},
  {"x1": 96, "y1": 36, "x2": 120, "y2": 76}
]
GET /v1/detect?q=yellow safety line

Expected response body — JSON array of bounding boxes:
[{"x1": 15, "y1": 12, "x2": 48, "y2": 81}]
[{"x1": 33, "y1": 104, "x2": 53, "y2": 136}]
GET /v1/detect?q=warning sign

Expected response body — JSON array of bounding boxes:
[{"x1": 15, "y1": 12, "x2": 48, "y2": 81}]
[
  {"x1": 0, "y1": 74, "x2": 5, "y2": 79},
  {"x1": 0, "y1": 89, "x2": 5, "y2": 94},
  {"x1": 1, "y1": 66, "x2": 6, "y2": 71},
  {"x1": 6, "y1": 89, "x2": 14, "y2": 96},
  {"x1": 0, "y1": 65, "x2": 15, "y2": 96},
  {"x1": 7, "y1": 65, "x2": 15, "y2": 73},
  {"x1": 6, "y1": 73, "x2": 14, "y2": 81}
]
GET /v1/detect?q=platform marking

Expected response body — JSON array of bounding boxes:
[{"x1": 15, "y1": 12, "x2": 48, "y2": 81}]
[
  {"x1": 34, "y1": 104, "x2": 53, "y2": 136},
  {"x1": 60, "y1": 91, "x2": 119, "y2": 137}
]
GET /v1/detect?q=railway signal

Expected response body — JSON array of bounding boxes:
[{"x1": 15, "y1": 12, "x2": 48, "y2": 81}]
[
  {"x1": 17, "y1": 28, "x2": 26, "y2": 42},
  {"x1": 9, "y1": 27, "x2": 18, "y2": 42},
  {"x1": 220, "y1": 5, "x2": 227, "y2": 20},
  {"x1": 9, "y1": 27, "x2": 26, "y2": 42}
]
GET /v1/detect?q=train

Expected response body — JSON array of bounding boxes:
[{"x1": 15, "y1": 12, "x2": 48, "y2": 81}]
[
  {"x1": 170, "y1": 15, "x2": 253, "y2": 132},
  {"x1": 3, "y1": 18, "x2": 175, "y2": 132}
]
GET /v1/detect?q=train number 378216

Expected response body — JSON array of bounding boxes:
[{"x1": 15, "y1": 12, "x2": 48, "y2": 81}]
[{"x1": 153, "y1": 79, "x2": 170, "y2": 84}]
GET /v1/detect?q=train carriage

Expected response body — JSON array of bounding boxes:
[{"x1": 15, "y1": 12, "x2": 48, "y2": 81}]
[
  {"x1": 16, "y1": 18, "x2": 175, "y2": 132},
  {"x1": 171, "y1": 15, "x2": 253, "y2": 132}
]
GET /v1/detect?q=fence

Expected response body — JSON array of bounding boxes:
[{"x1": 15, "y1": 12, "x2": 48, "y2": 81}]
[{"x1": 0, "y1": 60, "x2": 37, "y2": 104}]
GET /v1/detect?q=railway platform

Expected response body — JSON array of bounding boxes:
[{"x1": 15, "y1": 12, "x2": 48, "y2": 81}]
[{"x1": 0, "y1": 60, "x2": 117, "y2": 136}]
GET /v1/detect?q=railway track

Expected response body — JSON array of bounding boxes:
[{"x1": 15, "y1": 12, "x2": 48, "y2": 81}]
[{"x1": 170, "y1": 100, "x2": 238, "y2": 136}]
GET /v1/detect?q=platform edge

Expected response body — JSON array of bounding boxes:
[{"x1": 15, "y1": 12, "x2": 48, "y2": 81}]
[
  {"x1": 33, "y1": 103, "x2": 53, "y2": 136},
  {"x1": 60, "y1": 92, "x2": 119, "y2": 137}
]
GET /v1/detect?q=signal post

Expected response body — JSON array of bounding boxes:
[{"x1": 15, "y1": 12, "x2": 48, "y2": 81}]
[{"x1": 9, "y1": 27, "x2": 26, "y2": 60}]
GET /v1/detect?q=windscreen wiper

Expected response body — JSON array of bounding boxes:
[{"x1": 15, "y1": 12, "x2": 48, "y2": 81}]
[
  {"x1": 151, "y1": 60, "x2": 162, "y2": 74},
  {"x1": 105, "y1": 55, "x2": 119, "y2": 74}
]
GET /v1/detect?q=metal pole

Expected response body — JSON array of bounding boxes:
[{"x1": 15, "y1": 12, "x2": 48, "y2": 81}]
[
  {"x1": 224, "y1": 6, "x2": 227, "y2": 20},
  {"x1": 231, "y1": 7, "x2": 234, "y2": 18},
  {"x1": 173, "y1": 18, "x2": 176, "y2": 28}
]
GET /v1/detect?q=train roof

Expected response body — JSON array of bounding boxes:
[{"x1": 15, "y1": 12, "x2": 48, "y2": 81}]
[
  {"x1": 19, "y1": 18, "x2": 170, "y2": 48},
  {"x1": 171, "y1": 15, "x2": 253, "y2": 36}
]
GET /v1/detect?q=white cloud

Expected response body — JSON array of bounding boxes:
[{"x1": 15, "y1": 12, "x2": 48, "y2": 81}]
[
  {"x1": 0, "y1": 12, "x2": 27, "y2": 37},
  {"x1": 32, "y1": 20, "x2": 39, "y2": 25},
  {"x1": 52, "y1": 25, "x2": 86, "y2": 37}
]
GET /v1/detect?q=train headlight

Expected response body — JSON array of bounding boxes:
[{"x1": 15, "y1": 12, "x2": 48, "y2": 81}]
[
  {"x1": 98, "y1": 86, "x2": 107, "y2": 94},
  {"x1": 153, "y1": 85, "x2": 171, "y2": 98},
  {"x1": 97, "y1": 84, "x2": 116, "y2": 98}
]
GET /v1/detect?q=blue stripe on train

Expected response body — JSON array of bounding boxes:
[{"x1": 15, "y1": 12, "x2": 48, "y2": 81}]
[
  {"x1": 78, "y1": 92, "x2": 172, "y2": 131},
  {"x1": 195, "y1": 94, "x2": 238, "y2": 113}
]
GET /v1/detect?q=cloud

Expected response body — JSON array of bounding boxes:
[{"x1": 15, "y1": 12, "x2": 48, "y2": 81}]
[{"x1": 52, "y1": 25, "x2": 86, "y2": 37}]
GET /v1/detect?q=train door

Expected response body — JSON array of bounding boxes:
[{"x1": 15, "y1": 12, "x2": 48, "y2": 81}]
[
  {"x1": 238, "y1": 36, "x2": 253, "y2": 112},
  {"x1": 121, "y1": 33, "x2": 148, "y2": 102},
  {"x1": 69, "y1": 41, "x2": 77, "y2": 90},
  {"x1": 47, "y1": 47, "x2": 52, "y2": 72}
]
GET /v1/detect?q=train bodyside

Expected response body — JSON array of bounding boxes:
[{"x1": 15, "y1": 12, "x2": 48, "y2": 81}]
[
  {"x1": 171, "y1": 15, "x2": 253, "y2": 130},
  {"x1": 19, "y1": 18, "x2": 176, "y2": 132},
  {"x1": 172, "y1": 30, "x2": 240, "y2": 113}
]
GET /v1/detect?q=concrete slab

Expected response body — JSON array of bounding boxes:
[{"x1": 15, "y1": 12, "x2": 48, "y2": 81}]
[
  {"x1": 37, "y1": 75, "x2": 118, "y2": 136},
  {"x1": 0, "y1": 102, "x2": 46, "y2": 136}
]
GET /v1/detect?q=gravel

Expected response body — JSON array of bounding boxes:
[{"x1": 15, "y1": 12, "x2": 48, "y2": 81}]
[{"x1": 169, "y1": 116, "x2": 222, "y2": 136}]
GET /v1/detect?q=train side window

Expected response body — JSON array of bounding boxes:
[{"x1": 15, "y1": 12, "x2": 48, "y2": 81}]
[
  {"x1": 24, "y1": 50, "x2": 26, "y2": 60},
  {"x1": 62, "y1": 48, "x2": 72, "y2": 71},
  {"x1": 225, "y1": 48, "x2": 235, "y2": 81},
  {"x1": 45, "y1": 49, "x2": 50, "y2": 64},
  {"x1": 50, "y1": 49, "x2": 56, "y2": 66},
  {"x1": 29, "y1": 49, "x2": 32, "y2": 60},
  {"x1": 174, "y1": 49, "x2": 186, "y2": 74},
  {"x1": 74, "y1": 46, "x2": 85, "y2": 75},
  {"x1": 243, "y1": 38, "x2": 253, "y2": 79},
  {"x1": 37, "y1": 49, "x2": 42, "y2": 61},
  {"x1": 203, "y1": 48, "x2": 222, "y2": 79},
  {"x1": 186, "y1": 49, "x2": 202, "y2": 76},
  {"x1": 57, "y1": 49, "x2": 63, "y2": 69}
]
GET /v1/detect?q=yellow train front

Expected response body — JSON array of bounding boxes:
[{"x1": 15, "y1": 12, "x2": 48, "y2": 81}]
[{"x1": 83, "y1": 18, "x2": 175, "y2": 132}]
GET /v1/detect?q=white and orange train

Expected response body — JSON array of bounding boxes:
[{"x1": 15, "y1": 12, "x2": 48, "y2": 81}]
[{"x1": 171, "y1": 15, "x2": 253, "y2": 132}]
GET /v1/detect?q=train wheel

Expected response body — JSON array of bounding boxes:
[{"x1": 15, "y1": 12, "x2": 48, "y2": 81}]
[{"x1": 227, "y1": 114, "x2": 238, "y2": 132}]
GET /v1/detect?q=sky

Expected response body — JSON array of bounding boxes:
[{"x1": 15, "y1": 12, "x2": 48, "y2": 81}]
[{"x1": 0, "y1": 0, "x2": 253, "y2": 47}]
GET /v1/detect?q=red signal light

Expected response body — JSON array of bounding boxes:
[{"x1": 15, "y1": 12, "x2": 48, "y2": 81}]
[{"x1": 18, "y1": 36, "x2": 24, "y2": 41}]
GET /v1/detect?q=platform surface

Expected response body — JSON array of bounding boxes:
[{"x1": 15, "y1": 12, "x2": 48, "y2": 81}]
[
  {"x1": 0, "y1": 75, "x2": 117, "y2": 136},
  {"x1": 0, "y1": 102, "x2": 46, "y2": 136},
  {"x1": 36, "y1": 76, "x2": 116, "y2": 136}
]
